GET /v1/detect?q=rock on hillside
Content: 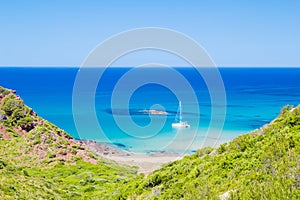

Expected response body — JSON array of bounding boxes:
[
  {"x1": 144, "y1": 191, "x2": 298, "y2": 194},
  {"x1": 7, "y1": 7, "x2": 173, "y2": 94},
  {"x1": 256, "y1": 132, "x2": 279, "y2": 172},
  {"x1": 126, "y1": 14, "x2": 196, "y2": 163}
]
[{"x1": 0, "y1": 86, "x2": 97, "y2": 164}]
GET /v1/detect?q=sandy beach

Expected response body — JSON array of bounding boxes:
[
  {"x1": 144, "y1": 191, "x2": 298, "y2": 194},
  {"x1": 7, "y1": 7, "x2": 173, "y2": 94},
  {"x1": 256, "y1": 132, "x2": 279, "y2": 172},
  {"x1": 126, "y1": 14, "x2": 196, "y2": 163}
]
[
  {"x1": 104, "y1": 153, "x2": 181, "y2": 175},
  {"x1": 80, "y1": 140, "x2": 182, "y2": 175}
]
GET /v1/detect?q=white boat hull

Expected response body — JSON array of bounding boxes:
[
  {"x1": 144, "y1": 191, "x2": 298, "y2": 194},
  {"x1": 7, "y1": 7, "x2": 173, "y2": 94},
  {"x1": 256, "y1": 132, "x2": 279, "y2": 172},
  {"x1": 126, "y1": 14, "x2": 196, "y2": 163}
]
[{"x1": 172, "y1": 122, "x2": 190, "y2": 128}]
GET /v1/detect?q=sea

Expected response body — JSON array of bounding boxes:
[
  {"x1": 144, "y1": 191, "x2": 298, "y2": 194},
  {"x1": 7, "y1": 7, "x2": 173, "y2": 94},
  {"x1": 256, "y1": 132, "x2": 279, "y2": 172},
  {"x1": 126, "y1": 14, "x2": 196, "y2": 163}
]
[{"x1": 0, "y1": 67, "x2": 299, "y2": 154}]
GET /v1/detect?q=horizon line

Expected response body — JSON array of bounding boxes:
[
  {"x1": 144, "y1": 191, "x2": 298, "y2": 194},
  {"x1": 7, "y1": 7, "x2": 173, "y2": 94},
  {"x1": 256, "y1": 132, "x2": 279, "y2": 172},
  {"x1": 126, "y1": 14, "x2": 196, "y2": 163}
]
[{"x1": 0, "y1": 65, "x2": 300, "y2": 68}]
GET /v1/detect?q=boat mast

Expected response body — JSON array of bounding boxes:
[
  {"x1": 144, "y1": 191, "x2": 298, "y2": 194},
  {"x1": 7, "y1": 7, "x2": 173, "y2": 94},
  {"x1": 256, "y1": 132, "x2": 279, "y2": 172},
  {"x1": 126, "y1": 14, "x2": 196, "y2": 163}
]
[{"x1": 179, "y1": 101, "x2": 182, "y2": 122}]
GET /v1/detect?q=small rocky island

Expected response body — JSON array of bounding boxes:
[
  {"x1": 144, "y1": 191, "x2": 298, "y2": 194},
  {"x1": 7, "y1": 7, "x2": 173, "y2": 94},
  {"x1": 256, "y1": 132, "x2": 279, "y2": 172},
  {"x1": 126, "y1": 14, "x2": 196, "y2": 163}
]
[{"x1": 139, "y1": 109, "x2": 168, "y2": 115}]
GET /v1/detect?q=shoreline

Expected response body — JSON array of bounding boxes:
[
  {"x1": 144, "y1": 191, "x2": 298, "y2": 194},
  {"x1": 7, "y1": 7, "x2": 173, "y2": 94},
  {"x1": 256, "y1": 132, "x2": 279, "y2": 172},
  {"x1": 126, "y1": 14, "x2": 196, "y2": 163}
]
[
  {"x1": 79, "y1": 133, "x2": 239, "y2": 174},
  {"x1": 80, "y1": 140, "x2": 183, "y2": 174},
  {"x1": 103, "y1": 153, "x2": 180, "y2": 175}
]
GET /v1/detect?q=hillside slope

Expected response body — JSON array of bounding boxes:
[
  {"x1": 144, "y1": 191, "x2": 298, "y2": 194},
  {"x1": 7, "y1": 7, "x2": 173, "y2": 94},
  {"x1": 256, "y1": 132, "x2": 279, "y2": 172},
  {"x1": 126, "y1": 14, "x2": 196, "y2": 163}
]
[
  {"x1": 117, "y1": 105, "x2": 300, "y2": 199},
  {"x1": 0, "y1": 86, "x2": 137, "y2": 199}
]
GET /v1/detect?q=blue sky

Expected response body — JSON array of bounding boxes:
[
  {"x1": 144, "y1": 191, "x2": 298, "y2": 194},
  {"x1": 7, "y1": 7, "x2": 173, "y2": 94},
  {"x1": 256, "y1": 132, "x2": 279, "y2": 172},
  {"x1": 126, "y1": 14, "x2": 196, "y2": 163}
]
[{"x1": 0, "y1": 0, "x2": 299, "y2": 67}]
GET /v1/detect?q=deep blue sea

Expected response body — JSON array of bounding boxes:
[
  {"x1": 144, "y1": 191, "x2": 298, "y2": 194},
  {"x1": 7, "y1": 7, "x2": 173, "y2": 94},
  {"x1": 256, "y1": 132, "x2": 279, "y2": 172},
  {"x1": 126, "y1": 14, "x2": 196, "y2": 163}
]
[{"x1": 0, "y1": 67, "x2": 299, "y2": 153}]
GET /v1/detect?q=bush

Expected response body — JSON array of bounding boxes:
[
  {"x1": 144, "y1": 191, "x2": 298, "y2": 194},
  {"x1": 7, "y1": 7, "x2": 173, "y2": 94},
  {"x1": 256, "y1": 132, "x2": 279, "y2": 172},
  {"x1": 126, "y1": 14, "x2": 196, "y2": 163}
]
[
  {"x1": 196, "y1": 146, "x2": 214, "y2": 157},
  {"x1": 23, "y1": 170, "x2": 29, "y2": 176},
  {"x1": 18, "y1": 117, "x2": 34, "y2": 132},
  {"x1": 84, "y1": 186, "x2": 95, "y2": 192},
  {"x1": 0, "y1": 94, "x2": 23, "y2": 116},
  {"x1": 12, "y1": 108, "x2": 25, "y2": 121},
  {"x1": 64, "y1": 133, "x2": 73, "y2": 139},
  {"x1": 59, "y1": 150, "x2": 67, "y2": 156},
  {"x1": 5, "y1": 127, "x2": 16, "y2": 134},
  {"x1": 47, "y1": 152, "x2": 57, "y2": 159},
  {"x1": 71, "y1": 149, "x2": 77, "y2": 155},
  {"x1": 72, "y1": 144, "x2": 85, "y2": 150},
  {"x1": 0, "y1": 159, "x2": 7, "y2": 169},
  {"x1": 0, "y1": 86, "x2": 10, "y2": 98}
]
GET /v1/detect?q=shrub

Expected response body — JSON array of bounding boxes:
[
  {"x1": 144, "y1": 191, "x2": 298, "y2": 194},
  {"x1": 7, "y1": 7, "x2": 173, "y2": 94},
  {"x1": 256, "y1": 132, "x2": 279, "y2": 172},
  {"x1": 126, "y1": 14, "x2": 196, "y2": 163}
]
[
  {"x1": 18, "y1": 117, "x2": 34, "y2": 132},
  {"x1": 72, "y1": 144, "x2": 85, "y2": 150},
  {"x1": 12, "y1": 108, "x2": 25, "y2": 121},
  {"x1": 1, "y1": 94, "x2": 23, "y2": 116},
  {"x1": 84, "y1": 186, "x2": 95, "y2": 192},
  {"x1": 47, "y1": 152, "x2": 57, "y2": 159},
  {"x1": 0, "y1": 159, "x2": 7, "y2": 169},
  {"x1": 196, "y1": 146, "x2": 214, "y2": 157},
  {"x1": 64, "y1": 133, "x2": 73, "y2": 139},
  {"x1": 71, "y1": 149, "x2": 77, "y2": 155},
  {"x1": 23, "y1": 170, "x2": 29, "y2": 176},
  {"x1": 0, "y1": 86, "x2": 10, "y2": 98},
  {"x1": 59, "y1": 150, "x2": 67, "y2": 156},
  {"x1": 5, "y1": 127, "x2": 15, "y2": 133}
]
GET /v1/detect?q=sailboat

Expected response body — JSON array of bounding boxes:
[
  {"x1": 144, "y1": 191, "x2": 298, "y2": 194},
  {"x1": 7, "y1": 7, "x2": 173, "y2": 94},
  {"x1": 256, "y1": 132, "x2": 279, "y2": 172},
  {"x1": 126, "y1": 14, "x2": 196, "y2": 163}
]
[{"x1": 172, "y1": 101, "x2": 190, "y2": 128}]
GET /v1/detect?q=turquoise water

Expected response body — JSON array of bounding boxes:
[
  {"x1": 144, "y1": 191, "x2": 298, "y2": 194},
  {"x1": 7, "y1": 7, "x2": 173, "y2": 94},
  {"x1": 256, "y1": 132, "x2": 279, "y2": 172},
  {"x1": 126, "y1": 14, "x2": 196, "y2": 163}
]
[{"x1": 0, "y1": 67, "x2": 299, "y2": 153}]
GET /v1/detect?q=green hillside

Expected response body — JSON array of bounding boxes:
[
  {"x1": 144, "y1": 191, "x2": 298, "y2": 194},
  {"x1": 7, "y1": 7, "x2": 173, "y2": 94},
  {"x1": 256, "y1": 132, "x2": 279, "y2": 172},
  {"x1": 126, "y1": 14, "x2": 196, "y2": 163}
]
[
  {"x1": 0, "y1": 86, "x2": 137, "y2": 199},
  {"x1": 118, "y1": 105, "x2": 300, "y2": 199},
  {"x1": 0, "y1": 85, "x2": 299, "y2": 199}
]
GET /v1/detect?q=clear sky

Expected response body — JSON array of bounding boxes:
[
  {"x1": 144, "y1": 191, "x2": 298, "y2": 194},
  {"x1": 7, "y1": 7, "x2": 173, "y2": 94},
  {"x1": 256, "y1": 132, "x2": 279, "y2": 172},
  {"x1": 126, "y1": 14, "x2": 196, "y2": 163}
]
[{"x1": 0, "y1": 0, "x2": 299, "y2": 67}]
